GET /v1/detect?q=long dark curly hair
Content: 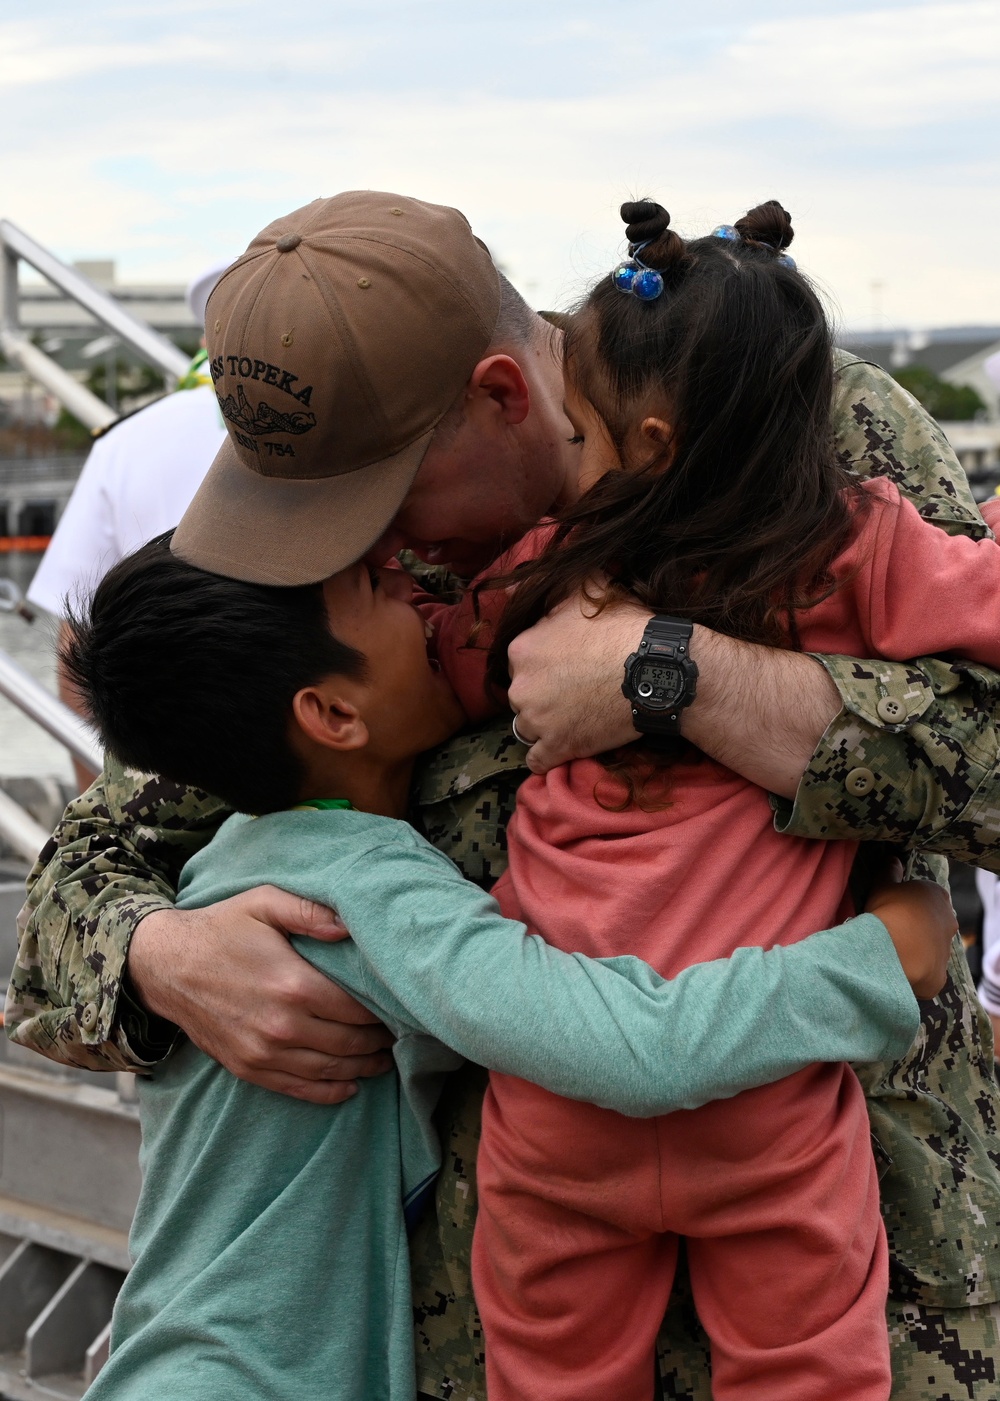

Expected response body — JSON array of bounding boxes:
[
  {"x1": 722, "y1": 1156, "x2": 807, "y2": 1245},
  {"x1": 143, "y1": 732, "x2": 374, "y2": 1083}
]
[{"x1": 485, "y1": 200, "x2": 861, "y2": 700}]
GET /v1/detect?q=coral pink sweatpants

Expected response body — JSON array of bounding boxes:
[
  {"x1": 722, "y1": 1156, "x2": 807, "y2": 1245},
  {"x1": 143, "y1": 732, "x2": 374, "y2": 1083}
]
[{"x1": 472, "y1": 1061, "x2": 889, "y2": 1401}]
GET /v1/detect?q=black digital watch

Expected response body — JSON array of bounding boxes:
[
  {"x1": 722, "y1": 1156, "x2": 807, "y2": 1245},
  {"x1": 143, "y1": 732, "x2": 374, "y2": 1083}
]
[{"x1": 621, "y1": 615, "x2": 698, "y2": 738}]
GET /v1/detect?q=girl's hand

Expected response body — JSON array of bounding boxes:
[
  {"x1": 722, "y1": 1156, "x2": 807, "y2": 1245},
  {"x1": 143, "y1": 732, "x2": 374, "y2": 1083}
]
[{"x1": 865, "y1": 861, "x2": 958, "y2": 1000}]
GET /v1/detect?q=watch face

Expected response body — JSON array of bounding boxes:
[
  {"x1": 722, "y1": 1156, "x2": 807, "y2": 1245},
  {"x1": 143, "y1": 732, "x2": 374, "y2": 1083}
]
[{"x1": 633, "y1": 661, "x2": 684, "y2": 709}]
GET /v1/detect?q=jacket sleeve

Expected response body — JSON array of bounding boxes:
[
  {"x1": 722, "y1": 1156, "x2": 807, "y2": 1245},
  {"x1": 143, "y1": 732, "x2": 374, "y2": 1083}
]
[
  {"x1": 781, "y1": 355, "x2": 1000, "y2": 868},
  {"x1": 5, "y1": 757, "x2": 229, "y2": 1071}
]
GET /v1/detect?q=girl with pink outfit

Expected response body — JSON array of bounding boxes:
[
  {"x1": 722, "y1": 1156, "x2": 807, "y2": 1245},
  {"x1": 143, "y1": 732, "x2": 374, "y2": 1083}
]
[{"x1": 426, "y1": 200, "x2": 1000, "y2": 1400}]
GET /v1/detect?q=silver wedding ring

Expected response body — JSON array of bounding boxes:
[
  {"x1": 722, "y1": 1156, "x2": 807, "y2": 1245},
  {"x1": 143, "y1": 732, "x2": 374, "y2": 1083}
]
[{"x1": 511, "y1": 714, "x2": 531, "y2": 745}]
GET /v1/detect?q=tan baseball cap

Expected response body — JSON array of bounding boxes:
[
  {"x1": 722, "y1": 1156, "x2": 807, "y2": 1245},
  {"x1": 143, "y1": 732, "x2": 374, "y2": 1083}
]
[{"x1": 172, "y1": 191, "x2": 501, "y2": 585}]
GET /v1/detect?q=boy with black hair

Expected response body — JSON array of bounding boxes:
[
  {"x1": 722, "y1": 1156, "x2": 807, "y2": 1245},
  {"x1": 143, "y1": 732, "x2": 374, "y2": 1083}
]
[{"x1": 67, "y1": 534, "x2": 952, "y2": 1400}]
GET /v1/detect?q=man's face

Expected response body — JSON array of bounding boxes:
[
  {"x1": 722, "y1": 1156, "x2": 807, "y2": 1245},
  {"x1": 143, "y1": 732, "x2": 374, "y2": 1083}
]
[{"x1": 368, "y1": 379, "x2": 570, "y2": 578}]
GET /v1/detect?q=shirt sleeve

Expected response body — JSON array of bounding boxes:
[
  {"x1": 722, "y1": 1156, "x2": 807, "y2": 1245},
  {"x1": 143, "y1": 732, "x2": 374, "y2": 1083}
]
[
  {"x1": 858, "y1": 483, "x2": 1000, "y2": 668},
  {"x1": 310, "y1": 833, "x2": 919, "y2": 1117},
  {"x1": 784, "y1": 356, "x2": 1000, "y2": 864}
]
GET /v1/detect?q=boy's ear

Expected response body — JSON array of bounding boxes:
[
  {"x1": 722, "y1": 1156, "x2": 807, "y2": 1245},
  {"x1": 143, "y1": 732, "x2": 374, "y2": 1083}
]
[{"x1": 292, "y1": 685, "x2": 369, "y2": 752}]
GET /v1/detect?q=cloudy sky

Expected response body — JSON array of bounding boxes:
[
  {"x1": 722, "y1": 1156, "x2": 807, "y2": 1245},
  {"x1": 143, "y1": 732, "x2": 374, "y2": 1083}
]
[{"x1": 2, "y1": 0, "x2": 998, "y2": 332}]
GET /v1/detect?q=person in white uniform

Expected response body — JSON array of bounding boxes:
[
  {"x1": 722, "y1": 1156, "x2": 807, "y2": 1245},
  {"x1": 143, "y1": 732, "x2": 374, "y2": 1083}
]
[
  {"x1": 975, "y1": 871, "x2": 1000, "y2": 1043},
  {"x1": 28, "y1": 260, "x2": 231, "y2": 785},
  {"x1": 973, "y1": 347, "x2": 1000, "y2": 1042}
]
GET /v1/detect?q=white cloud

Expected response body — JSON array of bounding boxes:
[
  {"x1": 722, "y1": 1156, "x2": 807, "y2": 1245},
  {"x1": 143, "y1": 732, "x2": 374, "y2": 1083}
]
[
  {"x1": 0, "y1": 21, "x2": 204, "y2": 86},
  {"x1": 718, "y1": 3, "x2": 1000, "y2": 127},
  {"x1": 1, "y1": 1, "x2": 998, "y2": 329}
]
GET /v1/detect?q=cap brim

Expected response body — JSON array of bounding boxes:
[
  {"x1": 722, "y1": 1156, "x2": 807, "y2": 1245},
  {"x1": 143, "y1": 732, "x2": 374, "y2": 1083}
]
[{"x1": 171, "y1": 429, "x2": 433, "y2": 586}]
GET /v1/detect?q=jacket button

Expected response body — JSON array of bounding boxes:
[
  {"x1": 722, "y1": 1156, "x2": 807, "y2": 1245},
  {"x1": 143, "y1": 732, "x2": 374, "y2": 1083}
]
[
  {"x1": 876, "y1": 696, "x2": 907, "y2": 723},
  {"x1": 846, "y1": 766, "x2": 875, "y2": 796},
  {"x1": 81, "y1": 1003, "x2": 99, "y2": 1031}
]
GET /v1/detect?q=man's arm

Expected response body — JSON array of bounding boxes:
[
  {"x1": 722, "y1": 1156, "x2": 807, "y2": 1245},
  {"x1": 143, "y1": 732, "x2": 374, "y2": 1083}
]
[
  {"x1": 6, "y1": 760, "x2": 217, "y2": 1071},
  {"x1": 6, "y1": 757, "x2": 394, "y2": 1099},
  {"x1": 508, "y1": 600, "x2": 840, "y2": 798},
  {"x1": 508, "y1": 357, "x2": 1000, "y2": 866}
]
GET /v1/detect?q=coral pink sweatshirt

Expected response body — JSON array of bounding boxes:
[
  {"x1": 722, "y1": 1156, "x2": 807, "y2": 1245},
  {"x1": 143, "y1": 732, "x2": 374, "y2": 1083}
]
[{"x1": 425, "y1": 477, "x2": 1000, "y2": 974}]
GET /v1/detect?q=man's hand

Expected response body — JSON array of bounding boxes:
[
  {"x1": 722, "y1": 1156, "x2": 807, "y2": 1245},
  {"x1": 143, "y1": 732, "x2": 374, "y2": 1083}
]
[
  {"x1": 506, "y1": 585, "x2": 841, "y2": 796},
  {"x1": 507, "y1": 591, "x2": 648, "y2": 773},
  {"x1": 865, "y1": 862, "x2": 958, "y2": 1000},
  {"x1": 129, "y1": 887, "x2": 395, "y2": 1104}
]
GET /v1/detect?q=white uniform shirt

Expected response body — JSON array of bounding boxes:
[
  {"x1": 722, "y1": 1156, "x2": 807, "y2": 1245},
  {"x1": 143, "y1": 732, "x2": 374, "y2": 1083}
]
[
  {"x1": 28, "y1": 386, "x2": 226, "y2": 619},
  {"x1": 976, "y1": 870, "x2": 1000, "y2": 1017}
]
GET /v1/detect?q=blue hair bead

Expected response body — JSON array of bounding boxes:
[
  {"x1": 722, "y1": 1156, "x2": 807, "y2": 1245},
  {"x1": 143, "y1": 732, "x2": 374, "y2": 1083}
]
[
  {"x1": 612, "y1": 260, "x2": 639, "y2": 292},
  {"x1": 711, "y1": 224, "x2": 740, "y2": 241},
  {"x1": 778, "y1": 253, "x2": 796, "y2": 269},
  {"x1": 632, "y1": 267, "x2": 664, "y2": 301}
]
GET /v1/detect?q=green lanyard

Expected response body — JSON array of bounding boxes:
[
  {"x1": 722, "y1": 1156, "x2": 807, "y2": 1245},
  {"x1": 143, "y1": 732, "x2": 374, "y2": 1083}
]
[
  {"x1": 176, "y1": 346, "x2": 213, "y2": 390},
  {"x1": 293, "y1": 798, "x2": 354, "y2": 812}
]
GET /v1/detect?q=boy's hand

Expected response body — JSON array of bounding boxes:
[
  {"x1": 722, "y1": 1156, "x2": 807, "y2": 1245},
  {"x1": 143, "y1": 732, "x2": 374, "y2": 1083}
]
[
  {"x1": 865, "y1": 861, "x2": 958, "y2": 1000},
  {"x1": 128, "y1": 888, "x2": 395, "y2": 1103}
]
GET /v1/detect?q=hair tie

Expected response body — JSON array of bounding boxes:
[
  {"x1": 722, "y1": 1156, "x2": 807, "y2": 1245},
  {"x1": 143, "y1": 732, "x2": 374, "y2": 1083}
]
[
  {"x1": 710, "y1": 223, "x2": 796, "y2": 268},
  {"x1": 611, "y1": 241, "x2": 665, "y2": 301}
]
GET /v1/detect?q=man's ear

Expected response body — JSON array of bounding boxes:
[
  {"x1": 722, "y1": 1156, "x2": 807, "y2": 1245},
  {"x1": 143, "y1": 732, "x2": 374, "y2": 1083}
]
[
  {"x1": 292, "y1": 685, "x2": 369, "y2": 752},
  {"x1": 467, "y1": 354, "x2": 531, "y2": 426}
]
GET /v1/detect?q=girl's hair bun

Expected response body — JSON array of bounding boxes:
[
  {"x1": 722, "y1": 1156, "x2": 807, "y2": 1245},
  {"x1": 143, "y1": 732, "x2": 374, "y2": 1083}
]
[
  {"x1": 621, "y1": 201, "x2": 671, "y2": 246},
  {"x1": 734, "y1": 200, "x2": 794, "y2": 252}
]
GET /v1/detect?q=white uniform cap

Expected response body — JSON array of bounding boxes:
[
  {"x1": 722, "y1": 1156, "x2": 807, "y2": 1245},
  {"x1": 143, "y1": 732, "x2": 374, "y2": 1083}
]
[{"x1": 185, "y1": 258, "x2": 235, "y2": 327}]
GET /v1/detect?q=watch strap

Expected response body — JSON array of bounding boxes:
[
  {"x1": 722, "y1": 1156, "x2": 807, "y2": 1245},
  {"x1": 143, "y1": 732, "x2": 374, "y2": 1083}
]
[{"x1": 638, "y1": 616, "x2": 694, "y2": 657}]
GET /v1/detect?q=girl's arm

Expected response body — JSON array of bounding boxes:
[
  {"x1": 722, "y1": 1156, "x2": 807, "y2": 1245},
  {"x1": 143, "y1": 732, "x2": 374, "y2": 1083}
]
[{"x1": 862, "y1": 481, "x2": 1000, "y2": 667}]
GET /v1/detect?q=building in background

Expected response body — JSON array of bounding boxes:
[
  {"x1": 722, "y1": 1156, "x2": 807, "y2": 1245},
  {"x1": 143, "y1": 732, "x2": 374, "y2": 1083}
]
[
  {"x1": 840, "y1": 325, "x2": 1000, "y2": 415},
  {"x1": 838, "y1": 326, "x2": 1000, "y2": 496},
  {"x1": 0, "y1": 260, "x2": 200, "y2": 427}
]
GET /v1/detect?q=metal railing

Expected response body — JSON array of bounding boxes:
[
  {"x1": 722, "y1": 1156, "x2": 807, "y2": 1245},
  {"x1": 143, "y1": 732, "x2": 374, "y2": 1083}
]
[
  {"x1": 0, "y1": 225, "x2": 172, "y2": 1394},
  {"x1": 0, "y1": 584, "x2": 101, "y2": 864},
  {"x1": 0, "y1": 219, "x2": 186, "y2": 861},
  {"x1": 0, "y1": 218, "x2": 191, "y2": 431},
  {"x1": 0, "y1": 455, "x2": 86, "y2": 489}
]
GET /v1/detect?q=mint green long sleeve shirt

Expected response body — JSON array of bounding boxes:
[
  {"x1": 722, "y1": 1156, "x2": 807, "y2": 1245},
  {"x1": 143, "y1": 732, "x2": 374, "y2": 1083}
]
[{"x1": 89, "y1": 808, "x2": 918, "y2": 1401}]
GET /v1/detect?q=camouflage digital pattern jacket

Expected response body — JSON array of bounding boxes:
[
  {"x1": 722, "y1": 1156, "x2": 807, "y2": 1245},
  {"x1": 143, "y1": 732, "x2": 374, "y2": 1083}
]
[{"x1": 6, "y1": 355, "x2": 1000, "y2": 1338}]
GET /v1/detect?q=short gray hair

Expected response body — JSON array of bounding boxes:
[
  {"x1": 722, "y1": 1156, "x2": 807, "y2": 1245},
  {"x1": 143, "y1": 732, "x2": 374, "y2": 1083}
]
[{"x1": 489, "y1": 271, "x2": 540, "y2": 348}]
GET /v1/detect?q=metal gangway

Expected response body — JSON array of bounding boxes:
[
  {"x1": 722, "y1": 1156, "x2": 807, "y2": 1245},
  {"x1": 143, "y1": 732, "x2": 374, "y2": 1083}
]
[{"x1": 0, "y1": 220, "x2": 191, "y2": 1399}]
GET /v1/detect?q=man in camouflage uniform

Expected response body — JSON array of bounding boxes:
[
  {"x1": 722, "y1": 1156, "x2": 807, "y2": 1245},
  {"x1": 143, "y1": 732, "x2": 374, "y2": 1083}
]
[{"x1": 8, "y1": 195, "x2": 1000, "y2": 1398}]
